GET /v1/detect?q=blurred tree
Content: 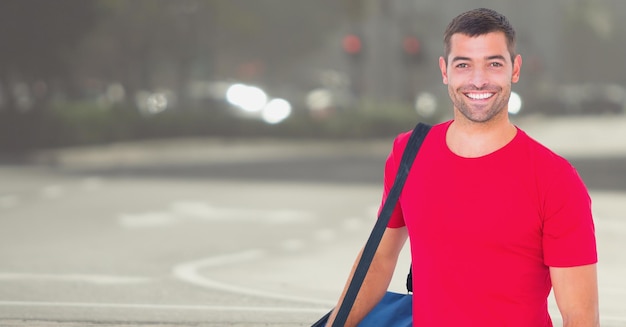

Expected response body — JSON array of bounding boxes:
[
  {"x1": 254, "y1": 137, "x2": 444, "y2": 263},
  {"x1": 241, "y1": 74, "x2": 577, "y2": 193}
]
[
  {"x1": 560, "y1": 0, "x2": 626, "y2": 83},
  {"x1": 0, "y1": 0, "x2": 98, "y2": 154},
  {"x1": 193, "y1": 0, "x2": 346, "y2": 87},
  {"x1": 0, "y1": 0, "x2": 97, "y2": 113},
  {"x1": 342, "y1": 0, "x2": 366, "y2": 22},
  {"x1": 74, "y1": 0, "x2": 193, "y2": 103},
  {"x1": 73, "y1": 0, "x2": 345, "y2": 105}
]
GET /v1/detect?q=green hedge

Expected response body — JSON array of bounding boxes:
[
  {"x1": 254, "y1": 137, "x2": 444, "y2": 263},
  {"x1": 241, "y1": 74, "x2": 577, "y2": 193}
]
[{"x1": 0, "y1": 101, "x2": 442, "y2": 153}]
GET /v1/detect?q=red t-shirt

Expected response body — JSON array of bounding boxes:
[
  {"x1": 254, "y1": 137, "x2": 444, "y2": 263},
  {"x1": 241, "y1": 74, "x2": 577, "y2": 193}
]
[{"x1": 381, "y1": 121, "x2": 597, "y2": 327}]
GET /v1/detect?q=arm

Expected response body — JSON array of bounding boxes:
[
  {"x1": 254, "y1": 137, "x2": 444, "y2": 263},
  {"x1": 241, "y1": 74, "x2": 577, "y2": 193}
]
[
  {"x1": 326, "y1": 227, "x2": 408, "y2": 327},
  {"x1": 550, "y1": 264, "x2": 599, "y2": 327}
]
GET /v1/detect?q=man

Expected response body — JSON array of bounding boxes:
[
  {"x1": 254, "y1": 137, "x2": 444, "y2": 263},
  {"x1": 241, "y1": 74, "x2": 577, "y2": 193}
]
[{"x1": 326, "y1": 8, "x2": 599, "y2": 327}]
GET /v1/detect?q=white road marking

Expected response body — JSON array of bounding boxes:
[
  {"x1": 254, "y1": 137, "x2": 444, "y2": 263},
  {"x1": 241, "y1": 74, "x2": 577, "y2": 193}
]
[
  {"x1": 0, "y1": 300, "x2": 624, "y2": 323},
  {"x1": 0, "y1": 273, "x2": 153, "y2": 285},
  {"x1": 0, "y1": 301, "x2": 328, "y2": 313},
  {"x1": 118, "y1": 212, "x2": 179, "y2": 228},
  {"x1": 170, "y1": 201, "x2": 315, "y2": 223},
  {"x1": 119, "y1": 201, "x2": 315, "y2": 229},
  {"x1": 172, "y1": 250, "x2": 335, "y2": 306}
]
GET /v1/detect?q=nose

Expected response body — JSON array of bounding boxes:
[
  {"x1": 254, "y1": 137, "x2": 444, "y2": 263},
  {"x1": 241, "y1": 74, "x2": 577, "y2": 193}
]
[{"x1": 469, "y1": 67, "x2": 489, "y2": 89}]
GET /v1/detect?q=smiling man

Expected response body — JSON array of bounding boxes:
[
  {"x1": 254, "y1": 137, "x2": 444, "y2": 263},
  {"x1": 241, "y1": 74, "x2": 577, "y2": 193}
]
[{"x1": 326, "y1": 8, "x2": 599, "y2": 327}]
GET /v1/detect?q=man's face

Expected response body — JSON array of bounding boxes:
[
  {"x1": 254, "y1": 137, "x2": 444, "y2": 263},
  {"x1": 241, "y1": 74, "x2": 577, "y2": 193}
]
[{"x1": 439, "y1": 32, "x2": 522, "y2": 124}]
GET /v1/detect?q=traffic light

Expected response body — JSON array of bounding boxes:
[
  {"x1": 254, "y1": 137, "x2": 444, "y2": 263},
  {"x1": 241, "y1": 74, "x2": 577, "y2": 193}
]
[
  {"x1": 402, "y1": 35, "x2": 422, "y2": 63},
  {"x1": 342, "y1": 33, "x2": 363, "y2": 58},
  {"x1": 342, "y1": 33, "x2": 364, "y2": 97}
]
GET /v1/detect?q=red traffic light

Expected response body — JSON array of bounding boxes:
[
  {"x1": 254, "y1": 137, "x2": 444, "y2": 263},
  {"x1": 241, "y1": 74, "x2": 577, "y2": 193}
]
[
  {"x1": 403, "y1": 36, "x2": 421, "y2": 55},
  {"x1": 343, "y1": 34, "x2": 362, "y2": 55}
]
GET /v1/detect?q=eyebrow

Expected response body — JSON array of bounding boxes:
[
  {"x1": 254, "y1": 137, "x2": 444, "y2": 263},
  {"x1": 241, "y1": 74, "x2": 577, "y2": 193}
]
[
  {"x1": 487, "y1": 55, "x2": 507, "y2": 61},
  {"x1": 451, "y1": 55, "x2": 507, "y2": 63}
]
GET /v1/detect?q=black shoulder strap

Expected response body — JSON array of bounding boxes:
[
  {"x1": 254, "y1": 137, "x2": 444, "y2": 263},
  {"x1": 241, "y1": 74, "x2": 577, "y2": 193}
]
[{"x1": 330, "y1": 122, "x2": 431, "y2": 327}]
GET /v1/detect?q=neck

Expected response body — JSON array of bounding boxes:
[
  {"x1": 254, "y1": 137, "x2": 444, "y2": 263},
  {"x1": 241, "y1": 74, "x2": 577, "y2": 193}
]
[{"x1": 446, "y1": 115, "x2": 517, "y2": 158}]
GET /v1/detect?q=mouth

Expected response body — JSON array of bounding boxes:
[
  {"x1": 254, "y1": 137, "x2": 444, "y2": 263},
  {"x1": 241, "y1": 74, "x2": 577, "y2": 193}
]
[{"x1": 464, "y1": 92, "x2": 495, "y2": 100}]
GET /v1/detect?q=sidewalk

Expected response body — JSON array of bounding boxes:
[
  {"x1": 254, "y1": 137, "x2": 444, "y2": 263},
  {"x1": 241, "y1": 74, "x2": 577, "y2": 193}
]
[
  {"x1": 26, "y1": 116, "x2": 626, "y2": 170},
  {"x1": 515, "y1": 115, "x2": 626, "y2": 158}
]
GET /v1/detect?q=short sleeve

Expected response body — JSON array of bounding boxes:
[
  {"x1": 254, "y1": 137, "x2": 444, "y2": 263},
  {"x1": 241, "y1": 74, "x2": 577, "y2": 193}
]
[
  {"x1": 542, "y1": 163, "x2": 598, "y2": 267},
  {"x1": 379, "y1": 131, "x2": 412, "y2": 228}
]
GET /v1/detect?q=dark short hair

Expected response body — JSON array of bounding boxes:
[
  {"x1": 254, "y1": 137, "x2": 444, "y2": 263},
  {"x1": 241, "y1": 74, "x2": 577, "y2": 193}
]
[{"x1": 443, "y1": 8, "x2": 516, "y2": 63}]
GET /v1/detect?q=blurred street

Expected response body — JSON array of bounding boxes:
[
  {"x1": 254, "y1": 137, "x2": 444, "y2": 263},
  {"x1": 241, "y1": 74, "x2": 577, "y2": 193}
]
[
  {"x1": 2, "y1": 1, "x2": 626, "y2": 326},
  {"x1": 0, "y1": 116, "x2": 625, "y2": 326}
]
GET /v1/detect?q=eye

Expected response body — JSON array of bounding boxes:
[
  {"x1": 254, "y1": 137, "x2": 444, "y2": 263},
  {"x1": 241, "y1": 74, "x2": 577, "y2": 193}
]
[
  {"x1": 490, "y1": 62, "x2": 504, "y2": 67},
  {"x1": 456, "y1": 63, "x2": 469, "y2": 68}
]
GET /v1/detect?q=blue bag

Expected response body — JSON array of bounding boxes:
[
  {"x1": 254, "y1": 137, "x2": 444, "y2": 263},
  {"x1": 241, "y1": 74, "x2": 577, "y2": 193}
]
[
  {"x1": 358, "y1": 291, "x2": 412, "y2": 326},
  {"x1": 311, "y1": 291, "x2": 412, "y2": 327}
]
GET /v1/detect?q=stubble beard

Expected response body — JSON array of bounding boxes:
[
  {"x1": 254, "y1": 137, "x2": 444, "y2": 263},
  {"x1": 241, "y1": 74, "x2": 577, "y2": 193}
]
[{"x1": 449, "y1": 86, "x2": 511, "y2": 123}]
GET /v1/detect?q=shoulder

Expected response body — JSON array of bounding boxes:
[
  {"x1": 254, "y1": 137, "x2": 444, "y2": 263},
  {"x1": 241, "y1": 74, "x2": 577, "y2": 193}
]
[
  {"x1": 516, "y1": 127, "x2": 586, "y2": 193},
  {"x1": 391, "y1": 121, "x2": 449, "y2": 154},
  {"x1": 516, "y1": 128, "x2": 573, "y2": 170}
]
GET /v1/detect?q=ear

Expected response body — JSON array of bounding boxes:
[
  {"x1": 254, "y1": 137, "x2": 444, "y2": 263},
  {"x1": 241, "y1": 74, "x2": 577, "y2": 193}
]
[
  {"x1": 512, "y1": 54, "x2": 522, "y2": 83},
  {"x1": 439, "y1": 56, "x2": 448, "y2": 85}
]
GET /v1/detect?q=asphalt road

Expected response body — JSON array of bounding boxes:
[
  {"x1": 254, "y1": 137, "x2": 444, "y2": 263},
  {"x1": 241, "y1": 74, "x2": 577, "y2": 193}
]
[
  {"x1": 1, "y1": 116, "x2": 625, "y2": 326},
  {"x1": 0, "y1": 165, "x2": 383, "y2": 326}
]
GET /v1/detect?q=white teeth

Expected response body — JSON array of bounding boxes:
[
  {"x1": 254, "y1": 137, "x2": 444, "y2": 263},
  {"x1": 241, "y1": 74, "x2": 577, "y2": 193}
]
[{"x1": 466, "y1": 93, "x2": 494, "y2": 100}]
